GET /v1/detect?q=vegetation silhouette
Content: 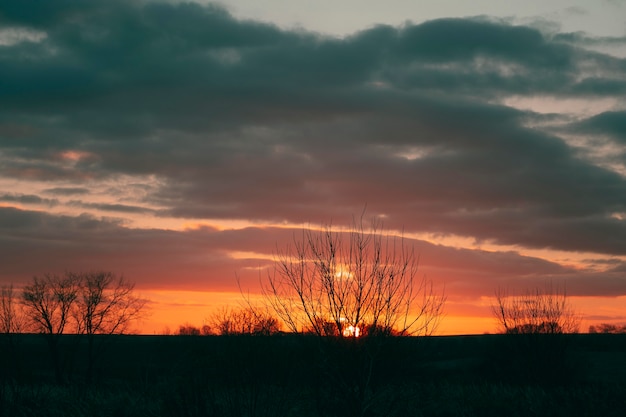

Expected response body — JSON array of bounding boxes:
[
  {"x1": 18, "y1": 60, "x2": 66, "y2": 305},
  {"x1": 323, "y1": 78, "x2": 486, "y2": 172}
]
[
  {"x1": 207, "y1": 306, "x2": 281, "y2": 336},
  {"x1": 589, "y1": 323, "x2": 626, "y2": 334},
  {"x1": 21, "y1": 273, "x2": 80, "y2": 384},
  {"x1": 254, "y1": 213, "x2": 445, "y2": 416},
  {"x1": 3, "y1": 271, "x2": 145, "y2": 384},
  {"x1": 0, "y1": 237, "x2": 625, "y2": 415},
  {"x1": 490, "y1": 283, "x2": 581, "y2": 385},
  {"x1": 262, "y1": 214, "x2": 445, "y2": 337},
  {"x1": 176, "y1": 323, "x2": 204, "y2": 336},
  {"x1": 73, "y1": 271, "x2": 146, "y2": 382},
  {"x1": 0, "y1": 284, "x2": 29, "y2": 380}
]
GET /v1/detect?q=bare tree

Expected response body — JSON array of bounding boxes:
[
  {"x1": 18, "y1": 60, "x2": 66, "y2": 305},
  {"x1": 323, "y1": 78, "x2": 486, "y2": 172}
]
[
  {"x1": 201, "y1": 324, "x2": 212, "y2": 335},
  {"x1": 1, "y1": 284, "x2": 29, "y2": 379},
  {"x1": 21, "y1": 273, "x2": 80, "y2": 383},
  {"x1": 176, "y1": 323, "x2": 213, "y2": 335},
  {"x1": 207, "y1": 306, "x2": 281, "y2": 336},
  {"x1": 589, "y1": 323, "x2": 626, "y2": 334},
  {"x1": 262, "y1": 216, "x2": 445, "y2": 338},
  {"x1": 492, "y1": 283, "x2": 580, "y2": 335},
  {"x1": 491, "y1": 283, "x2": 580, "y2": 384},
  {"x1": 73, "y1": 271, "x2": 146, "y2": 381},
  {"x1": 178, "y1": 323, "x2": 202, "y2": 335},
  {"x1": 260, "y1": 215, "x2": 445, "y2": 417},
  {"x1": 20, "y1": 271, "x2": 145, "y2": 383},
  {"x1": 1, "y1": 284, "x2": 27, "y2": 334}
]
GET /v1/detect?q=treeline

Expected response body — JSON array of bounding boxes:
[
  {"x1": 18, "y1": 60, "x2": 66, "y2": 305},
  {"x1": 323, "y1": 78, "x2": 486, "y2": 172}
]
[
  {"x1": 174, "y1": 306, "x2": 280, "y2": 336},
  {"x1": 1, "y1": 271, "x2": 145, "y2": 383}
]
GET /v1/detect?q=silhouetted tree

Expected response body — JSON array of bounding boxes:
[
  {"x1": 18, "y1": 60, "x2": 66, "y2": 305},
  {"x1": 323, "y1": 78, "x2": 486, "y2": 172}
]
[
  {"x1": 73, "y1": 271, "x2": 146, "y2": 381},
  {"x1": 21, "y1": 273, "x2": 80, "y2": 383},
  {"x1": 303, "y1": 317, "x2": 341, "y2": 336},
  {"x1": 506, "y1": 321, "x2": 562, "y2": 334},
  {"x1": 262, "y1": 215, "x2": 445, "y2": 338},
  {"x1": 589, "y1": 323, "x2": 626, "y2": 334},
  {"x1": 178, "y1": 324, "x2": 201, "y2": 335},
  {"x1": 208, "y1": 306, "x2": 281, "y2": 336},
  {"x1": 21, "y1": 271, "x2": 145, "y2": 383},
  {"x1": 1, "y1": 284, "x2": 27, "y2": 334},
  {"x1": 493, "y1": 284, "x2": 579, "y2": 335},
  {"x1": 491, "y1": 283, "x2": 580, "y2": 384},
  {"x1": 261, "y1": 213, "x2": 445, "y2": 416},
  {"x1": 0, "y1": 284, "x2": 28, "y2": 379},
  {"x1": 201, "y1": 324, "x2": 212, "y2": 335}
]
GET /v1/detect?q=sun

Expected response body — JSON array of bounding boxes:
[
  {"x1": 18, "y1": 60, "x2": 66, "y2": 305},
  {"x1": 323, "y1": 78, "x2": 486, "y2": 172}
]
[
  {"x1": 343, "y1": 324, "x2": 361, "y2": 337},
  {"x1": 333, "y1": 265, "x2": 353, "y2": 280},
  {"x1": 339, "y1": 317, "x2": 361, "y2": 337}
]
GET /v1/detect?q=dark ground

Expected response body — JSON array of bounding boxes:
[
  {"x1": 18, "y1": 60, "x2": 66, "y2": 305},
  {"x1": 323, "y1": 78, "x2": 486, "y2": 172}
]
[{"x1": 1, "y1": 333, "x2": 625, "y2": 416}]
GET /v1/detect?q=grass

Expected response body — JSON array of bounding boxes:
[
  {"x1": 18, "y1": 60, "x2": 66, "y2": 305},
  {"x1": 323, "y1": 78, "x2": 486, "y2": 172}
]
[
  {"x1": 0, "y1": 382, "x2": 160, "y2": 417},
  {"x1": 1, "y1": 378, "x2": 625, "y2": 417},
  {"x1": 1, "y1": 333, "x2": 625, "y2": 416}
]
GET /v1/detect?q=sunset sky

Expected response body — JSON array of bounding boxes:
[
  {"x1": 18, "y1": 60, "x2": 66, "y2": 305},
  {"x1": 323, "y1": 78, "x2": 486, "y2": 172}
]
[{"x1": 1, "y1": 0, "x2": 625, "y2": 335}]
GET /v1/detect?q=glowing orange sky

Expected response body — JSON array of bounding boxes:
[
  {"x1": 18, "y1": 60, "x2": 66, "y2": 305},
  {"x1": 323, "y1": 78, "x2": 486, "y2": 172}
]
[{"x1": 137, "y1": 289, "x2": 626, "y2": 336}]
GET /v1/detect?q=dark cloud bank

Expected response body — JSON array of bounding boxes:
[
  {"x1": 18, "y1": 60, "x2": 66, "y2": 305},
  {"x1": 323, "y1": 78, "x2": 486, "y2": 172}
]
[{"x1": 1, "y1": 0, "x2": 625, "y2": 297}]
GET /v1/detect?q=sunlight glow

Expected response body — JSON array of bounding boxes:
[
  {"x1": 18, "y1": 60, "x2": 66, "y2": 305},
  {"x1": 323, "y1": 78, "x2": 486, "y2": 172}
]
[
  {"x1": 339, "y1": 317, "x2": 360, "y2": 337},
  {"x1": 502, "y1": 95, "x2": 619, "y2": 117},
  {"x1": 610, "y1": 212, "x2": 626, "y2": 221},
  {"x1": 343, "y1": 325, "x2": 361, "y2": 337},
  {"x1": 334, "y1": 265, "x2": 353, "y2": 280},
  {"x1": 57, "y1": 150, "x2": 95, "y2": 162}
]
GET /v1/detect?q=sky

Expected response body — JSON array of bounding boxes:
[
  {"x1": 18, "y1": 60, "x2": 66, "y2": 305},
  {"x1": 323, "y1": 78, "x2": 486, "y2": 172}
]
[{"x1": 1, "y1": 0, "x2": 625, "y2": 335}]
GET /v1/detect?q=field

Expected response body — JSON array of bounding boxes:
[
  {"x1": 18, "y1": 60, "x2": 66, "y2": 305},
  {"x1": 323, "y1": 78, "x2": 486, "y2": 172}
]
[{"x1": 1, "y1": 333, "x2": 626, "y2": 417}]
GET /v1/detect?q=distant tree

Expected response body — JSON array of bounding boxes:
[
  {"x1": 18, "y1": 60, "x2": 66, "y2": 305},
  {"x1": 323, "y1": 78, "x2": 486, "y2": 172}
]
[
  {"x1": 207, "y1": 306, "x2": 280, "y2": 336},
  {"x1": 74, "y1": 272, "x2": 145, "y2": 336},
  {"x1": 303, "y1": 317, "x2": 342, "y2": 336},
  {"x1": 178, "y1": 324, "x2": 201, "y2": 335},
  {"x1": 506, "y1": 321, "x2": 562, "y2": 334},
  {"x1": 21, "y1": 271, "x2": 145, "y2": 383},
  {"x1": 1, "y1": 284, "x2": 28, "y2": 334},
  {"x1": 492, "y1": 284, "x2": 580, "y2": 335},
  {"x1": 252, "y1": 314, "x2": 280, "y2": 336},
  {"x1": 176, "y1": 323, "x2": 214, "y2": 335},
  {"x1": 491, "y1": 283, "x2": 580, "y2": 384},
  {"x1": 72, "y1": 271, "x2": 146, "y2": 381},
  {"x1": 21, "y1": 273, "x2": 80, "y2": 383},
  {"x1": 201, "y1": 324, "x2": 212, "y2": 335},
  {"x1": 0, "y1": 284, "x2": 29, "y2": 379},
  {"x1": 589, "y1": 323, "x2": 626, "y2": 334},
  {"x1": 362, "y1": 322, "x2": 401, "y2": 337}
]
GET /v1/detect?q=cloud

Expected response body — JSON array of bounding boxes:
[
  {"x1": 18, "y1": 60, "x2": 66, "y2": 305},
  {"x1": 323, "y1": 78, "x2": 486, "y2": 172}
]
[
  {"x1": 0, "y1": 1, "x2": 625, "y2": 301},
  {"x1": 576, "y1": 111, "x2": 626, "y2": 143},
  {"x1": 68, "y1": 200, "x2": 156, "y2": 214},
  {"x1": 0, "y1": 206, "x2": 253, "y2": 291},
  {"x1": 0, "y1": 193, "x2": 58, "y2": 206},
  {"x1": 43, "y1": 187, "x2": 90, "y2": 196},
  {"x1": 1, "y1": 206, "x2": 625, "y2": 299}
]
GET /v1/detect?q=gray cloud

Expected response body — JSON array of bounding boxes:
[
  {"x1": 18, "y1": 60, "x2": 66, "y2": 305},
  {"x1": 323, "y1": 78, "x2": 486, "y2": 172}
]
[
  {"x1": 1, "y1": 206, "x2": 624, "y2": 298},
  {"x1": 0, "y1": 193, "x2": 58, "y2": 206},
  {"x1": 43, "y1": 187, "x2": 90, "y2": 196},
  {"x1": 576, "y1": 111, "x2": 626, "y2": 143},
  {"x1": 1, "y1": 0, "x2": 626, "y2": 285},
  {"x1": 68, "y1": 201, "x2": 156, "y2": 214}
]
